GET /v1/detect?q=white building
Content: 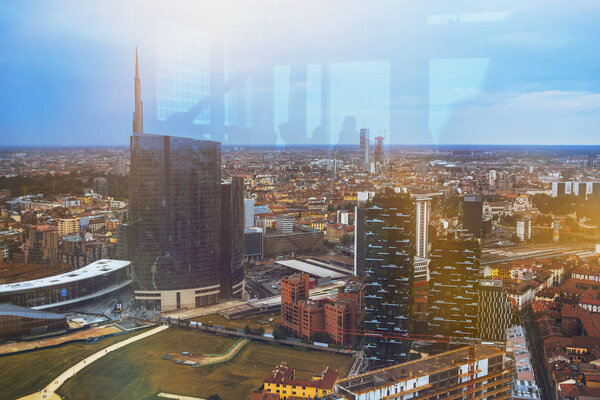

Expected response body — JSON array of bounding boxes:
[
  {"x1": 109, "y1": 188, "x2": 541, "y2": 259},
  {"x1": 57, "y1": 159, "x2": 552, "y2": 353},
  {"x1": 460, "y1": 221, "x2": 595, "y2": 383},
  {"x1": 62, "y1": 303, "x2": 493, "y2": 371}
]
[
  {"x1": 415, "y1": 198, "x2": 431, "y2": 259},
  {"x1": 276, "y1": 214, "x2": 294, "y2": 234},
  {"x1": 516, "y1": 219, "x2": 532, "y2": 241},
  {"x1": 244, "y1": 198, "x2": 255, "y2": 229}
]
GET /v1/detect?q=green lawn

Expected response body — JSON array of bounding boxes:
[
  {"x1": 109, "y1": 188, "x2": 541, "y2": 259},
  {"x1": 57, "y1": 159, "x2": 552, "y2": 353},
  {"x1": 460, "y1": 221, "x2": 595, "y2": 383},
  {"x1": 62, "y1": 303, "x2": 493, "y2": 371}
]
[
  {"x1": 57, "y1": 329, "x2": 353, "y2": 400},
  {"x1": 0, "y1": 330, "x2": 141, "y2": 400},
  {"x1": 190, "y1": 312, "x2": 281, "y2": 333}
]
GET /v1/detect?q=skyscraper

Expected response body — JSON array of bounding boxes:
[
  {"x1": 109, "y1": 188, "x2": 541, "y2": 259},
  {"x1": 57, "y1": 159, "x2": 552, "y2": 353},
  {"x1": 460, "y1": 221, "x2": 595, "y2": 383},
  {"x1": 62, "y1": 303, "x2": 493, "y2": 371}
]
[
  {"x1": 220, "y1": 176, "x2": 245, "y2": 299},
  {"x1": 428, "y1": 234, "x2": 481, "y2": 338},
  {"x1": 359, "y1": 128, "x2": 370, "y2": 172},
  {"x1": 374, "y1": 135, "x2": 384, "y2": 164},
  {"x1": 354, "y1": 191, "x2": 375, "y2": 277},
  {"x1": 363, "y1": 189, "x2": 415, "y2": 368},
  {"x1": 132, "y1": 47, "x2": 143, "y2": 134},
  {"x1": 128, "y1": 50, "x2": 226, "y2": 310},
  {"x1": 415, "y1": 197, "x2": 430, "y2": 259},
  {"x1": 478, "y1": 279, "x2": 513, "y2": 341},
  {"x1": 129, "y1": 133, "x2": 222, "y2": 310},
  {"x1": 244, "y1": 198, "x2": 255, "y2": 229},
  {"x1": 462, "y1": 194, "x2": 483, "y2": 238}
]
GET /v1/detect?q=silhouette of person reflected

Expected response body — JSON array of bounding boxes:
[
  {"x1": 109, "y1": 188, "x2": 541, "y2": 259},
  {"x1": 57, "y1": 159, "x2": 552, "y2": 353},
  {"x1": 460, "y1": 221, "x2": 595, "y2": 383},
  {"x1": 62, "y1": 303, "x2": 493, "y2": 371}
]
[{"x1": 337, "y1": 116, "x2": 358, "y2": 145}]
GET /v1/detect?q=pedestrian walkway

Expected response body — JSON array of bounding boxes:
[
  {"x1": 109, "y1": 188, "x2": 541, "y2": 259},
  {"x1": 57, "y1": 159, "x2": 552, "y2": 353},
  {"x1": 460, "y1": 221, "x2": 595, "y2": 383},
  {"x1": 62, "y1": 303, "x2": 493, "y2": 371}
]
[
  {"x1": 157, "y1": 393, "x2": 205, "y2": 400},
  {"x1": 19, "y1": 325, "x2": 169, "y2": 400}
]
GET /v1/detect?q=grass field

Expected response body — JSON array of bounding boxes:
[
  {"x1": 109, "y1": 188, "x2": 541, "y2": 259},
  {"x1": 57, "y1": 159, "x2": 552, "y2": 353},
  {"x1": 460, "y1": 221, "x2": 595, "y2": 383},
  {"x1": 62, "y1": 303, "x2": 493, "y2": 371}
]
[
  {"x1": 190, "y1": 312, "x2": 280, "y2": 333},
  {"x1": 0, "y1": 330, "x2": 141, "y2": 400},
  {"x1": 57, "y1": 328, "x2": 353, "y2": 400}
]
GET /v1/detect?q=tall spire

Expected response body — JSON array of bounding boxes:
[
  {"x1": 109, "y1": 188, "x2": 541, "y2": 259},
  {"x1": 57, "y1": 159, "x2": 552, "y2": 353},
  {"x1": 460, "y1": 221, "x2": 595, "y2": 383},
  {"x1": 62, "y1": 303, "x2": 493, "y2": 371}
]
[{"x1": 133, "y1": 47, "x2": 144, "y2": 134}]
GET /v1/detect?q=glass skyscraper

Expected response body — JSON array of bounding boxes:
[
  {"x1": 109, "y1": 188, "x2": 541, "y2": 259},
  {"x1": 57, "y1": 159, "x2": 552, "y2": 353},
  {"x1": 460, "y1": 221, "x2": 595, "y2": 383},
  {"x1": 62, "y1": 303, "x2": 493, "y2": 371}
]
[{"x1": 129, "y1": 133, "x2": 222, "y2": 310}]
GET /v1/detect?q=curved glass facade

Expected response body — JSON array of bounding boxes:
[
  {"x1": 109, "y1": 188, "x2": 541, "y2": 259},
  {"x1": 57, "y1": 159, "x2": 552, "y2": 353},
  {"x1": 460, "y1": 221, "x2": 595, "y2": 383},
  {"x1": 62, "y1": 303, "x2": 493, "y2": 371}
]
[{"x1": 129, "y1": 133, "x2": 221, "y2": 293}]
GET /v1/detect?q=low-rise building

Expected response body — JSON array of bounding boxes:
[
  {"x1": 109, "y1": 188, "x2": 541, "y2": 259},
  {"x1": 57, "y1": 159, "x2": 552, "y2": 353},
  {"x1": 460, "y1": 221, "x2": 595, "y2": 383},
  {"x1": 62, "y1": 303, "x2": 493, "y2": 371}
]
[{"x1": 250, "y1": 362, "x2": 338, "y2": 400}]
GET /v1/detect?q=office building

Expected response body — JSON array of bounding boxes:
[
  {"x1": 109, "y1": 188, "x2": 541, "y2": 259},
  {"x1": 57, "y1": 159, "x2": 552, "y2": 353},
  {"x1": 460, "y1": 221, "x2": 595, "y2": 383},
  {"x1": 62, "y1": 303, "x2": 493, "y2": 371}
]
[
  {"x1": 0, "y1": 260, "x2": 132, "y2": 310},
  {"x1": 276, "y1": 214, "x2": 295, "y2": 234},
  {"x1": 220, "y1": 176, "x2": 245, "y2": 299},
  {"x1": 516, "y1": 218, "x2": 532, "y2": 242},
  {"x1": 363, "y1": 190, "x2": 415, "y2": 367},
  {"x1": 262, "y1": 230, "x2": 323, "y2": 258},
  {"x1": 354, "y1": 191, "x2": 375, "y2": 277},
  {"x1": 374, "y1": 135, "x2": 384, "y2": 164},
  {"x1": 552, "y1": 181, "x2": 600, "y2": 198},
  {"x1": 335, "y1": 345, "x2": 510, "y2": 400},
  {"x1": 57, "y1": 218, "x2": 80, "y2": 236},
  {"x1": 478, "y1": 279, "x2": 513, "y2": 341},
  {"x1": 129, "y1": 133, "x2": 221, "y2": 310},
  {"x1": 415, "y1": 197, "x2": 431, "y2": 259},
  {"x1": 0, "y1": 304, "x2": 68, "y2": 339},
  {"x1": 244, "y1": 198, "x2": 255, "y2": 228},
  {"x1": 128, "y1": 50, "x2": 239, "y2": 310},
  {"x1": 428, "y1": 235, "x2": 481, "y2": 338},
  {"x1": 462, "y1": 194, "x2": 483, "y2": 238},
  {"x1": 359, "y1": 128, "x2": 370, "y2": 172},
  {"x1": 244, "y1": 227, "x2": 263, "y2": 259}
]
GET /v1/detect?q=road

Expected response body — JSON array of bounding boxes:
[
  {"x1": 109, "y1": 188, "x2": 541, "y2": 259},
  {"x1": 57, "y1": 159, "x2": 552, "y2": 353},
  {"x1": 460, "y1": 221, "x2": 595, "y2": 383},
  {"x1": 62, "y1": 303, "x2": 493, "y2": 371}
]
[
  {"x1": 520, "y1": 312, "x2": 554, "y2": 400},
  {"x1": 19, "y1": 325, "x2": 168, "y2": 400}
]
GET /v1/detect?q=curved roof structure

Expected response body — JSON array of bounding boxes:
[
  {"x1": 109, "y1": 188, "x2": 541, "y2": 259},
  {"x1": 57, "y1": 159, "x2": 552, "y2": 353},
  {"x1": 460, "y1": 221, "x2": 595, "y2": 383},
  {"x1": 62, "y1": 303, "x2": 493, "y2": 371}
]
[{"x1": 0, "y1": 259, "x2": 130, "y2": 294}]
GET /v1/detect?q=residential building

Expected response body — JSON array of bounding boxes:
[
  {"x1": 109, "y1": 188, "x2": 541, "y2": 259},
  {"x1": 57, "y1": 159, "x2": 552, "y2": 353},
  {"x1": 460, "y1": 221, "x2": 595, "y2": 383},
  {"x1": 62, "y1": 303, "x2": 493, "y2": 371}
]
[
  {"x1": 57, "y1": 218, "x2": 80, "y2": 236},
  {"x1": 462, "y1": 194, "x2": 483, "y2": 238},
  {"x1": 252, "y1": 362, "x2": 338, "y2": 400},
  {"x1": 428, "y1": 234, "x2": 481, "y2": 338},
  {"x1": 478, "y1": 279, "x2": 513, "y2": 341},
  {"x1": 280, "y1": 273, "x2": 364, "y2": 345},
  {"x1": 276, "y1": 214, "x2": 295, "y2": 234},
  {"x1": 517, "y1": 218, "x2": 532, "y2": 242},
  {"x1": 335, "y1": 345, "x2": 511, "y2": 400},
  {"x1": 363, "y1": 189, "x2": 415, "y2": 367},
  {"x1": 24, "y1": 225, "x2": 59, "y2": 268}
]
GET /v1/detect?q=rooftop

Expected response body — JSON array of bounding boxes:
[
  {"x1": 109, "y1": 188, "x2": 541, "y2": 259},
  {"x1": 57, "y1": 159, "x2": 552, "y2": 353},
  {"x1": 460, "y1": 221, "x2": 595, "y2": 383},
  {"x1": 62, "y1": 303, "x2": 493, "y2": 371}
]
[
  {"x1": 336, "y1": 345, "x2": 504, "y2": 395},
  {"x1": 0, "y1": 259, "x2": 130, "y2": 294}
]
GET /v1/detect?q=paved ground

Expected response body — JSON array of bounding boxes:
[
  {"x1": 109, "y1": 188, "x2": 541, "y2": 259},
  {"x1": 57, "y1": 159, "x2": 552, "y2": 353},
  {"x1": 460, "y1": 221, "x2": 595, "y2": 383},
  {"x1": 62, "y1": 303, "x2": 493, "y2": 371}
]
[
  {"x1": 162, "y1": 300, "x2": 247, "y2": 320},
  {"x1": 157, "y1": 393, "x2": 205, "y2": 400},
  {"x1": 18, "y1": 325, "x2": 168, "y2": 400},
  {"x1": 0, "y1": 325, "x2": 122, "y2": 355}
]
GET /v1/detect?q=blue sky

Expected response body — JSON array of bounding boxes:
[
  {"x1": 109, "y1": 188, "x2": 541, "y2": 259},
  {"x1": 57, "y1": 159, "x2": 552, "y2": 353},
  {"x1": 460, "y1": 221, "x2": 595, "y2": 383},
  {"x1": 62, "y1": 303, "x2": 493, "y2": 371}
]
[{"x1": 0, "y1": 0, "x2": 599, "y2": 146}]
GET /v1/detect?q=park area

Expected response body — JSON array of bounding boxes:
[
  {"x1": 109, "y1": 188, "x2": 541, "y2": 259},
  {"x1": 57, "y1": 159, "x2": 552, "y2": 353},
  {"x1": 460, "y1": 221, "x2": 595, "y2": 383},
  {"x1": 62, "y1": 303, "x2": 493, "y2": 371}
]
[
  {"x1": 57, "y1": 328, "x2": 353, "y2": 400},
  {"x1": 190, "y1": 312, "x2": 280, "y2": 334},
  {"x1": 0, "y1": 330, "x2": 142, "y2": 400}
]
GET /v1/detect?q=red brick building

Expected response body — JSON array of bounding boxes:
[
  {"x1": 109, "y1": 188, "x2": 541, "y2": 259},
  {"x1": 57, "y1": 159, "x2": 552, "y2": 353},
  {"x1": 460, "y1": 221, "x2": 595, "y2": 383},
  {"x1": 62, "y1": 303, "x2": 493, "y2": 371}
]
[{"x1": 280, "y1": 273, "x2": 364, "y2": 345}]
